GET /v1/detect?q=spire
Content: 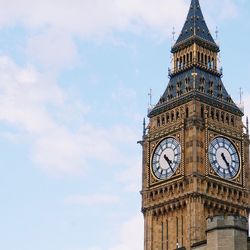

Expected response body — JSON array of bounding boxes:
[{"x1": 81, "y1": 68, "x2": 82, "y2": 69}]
[
  {"x1": 143, "y1": 118, "x2": 146, "y2": 137},
  {"x1": 246, "y1": 116, "x2": 249, "y2": 135},
  {"x1": 148, "y1": 0, "x2": 243, "y2": 118},
  {"x1": 172, "y1": 0, "x2": 219, "y2": 52}
]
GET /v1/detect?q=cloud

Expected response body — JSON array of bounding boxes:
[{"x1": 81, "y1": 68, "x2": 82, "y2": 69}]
[
  {"x1": 108, "y1": 215, "x2": 143, "y2": 250},
  {"x1": 86, "y1": 215, "x2": 143, "y2": 250},
  {"x1": 112, "y1": 84, "x2": 137, "y2": 101},
  {"x1": 202, "y1": 0, "x2": 239, "y2": 21},
  {"x1": 64, "y1": 194, "x2": 120, "y2": 206},
  {"x1": 0, "y1": 0, "x2": 239, "y2": 71},
  {"x1": 0, "y1": 0, "x2": 240, "y2": 39},
  {"x1": 0, "y1": 0, "x2": 188, "y2": 38},
  {"x1": 0, "y1": 55, "x2": 61, "y2": 134},
  {"x1": 116, "y1": 158, "x2": 142, "y2": 193},
  {"x1": 0, "y1": 55, "x2": 139, "y2": 176},
  {"x1": 26, "y1": 28, "x2": 78, "y2": 69}
]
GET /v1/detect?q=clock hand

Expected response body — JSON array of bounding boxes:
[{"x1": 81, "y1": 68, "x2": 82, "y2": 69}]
[
  {"x1": 221, "y1": 153, "x2": 230, "y2": 167},
  {"x1": 163, "y1": 154, "x2": 174, "y2": 172}
]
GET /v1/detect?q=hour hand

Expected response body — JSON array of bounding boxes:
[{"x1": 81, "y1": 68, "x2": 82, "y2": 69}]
[
  {"x1": 164, "y1": 155, "x2": 171, "y2": 164},
  {"x1": 221, "y1": 153, "x2": 229, "y2": 167},
  {"x1": 163, "y1": 154, "x2": 174, "y2": 171}
]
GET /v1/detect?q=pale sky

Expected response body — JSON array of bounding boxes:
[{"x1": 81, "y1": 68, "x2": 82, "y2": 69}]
[{"x1": 0, "y1": 1, "x2": 250, "y2": 250}]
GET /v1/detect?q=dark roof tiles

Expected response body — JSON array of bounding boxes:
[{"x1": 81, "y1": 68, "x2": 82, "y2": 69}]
[{"x1": 173, "y1": 0, "x2": 218, "y2": 49}]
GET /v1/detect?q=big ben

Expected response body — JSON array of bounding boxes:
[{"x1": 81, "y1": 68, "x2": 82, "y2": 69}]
[{"x1": 140, "y1": 0, "x2": 250, "y2": 249}]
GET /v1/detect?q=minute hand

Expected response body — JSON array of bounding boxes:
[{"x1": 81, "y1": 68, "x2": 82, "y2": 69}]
[
  {"x1": 163, "y1": 155, "x2": 174, "y2": 172},
  {"x1": 221, "y1": 153, "x2": 230, "y2": 167}
]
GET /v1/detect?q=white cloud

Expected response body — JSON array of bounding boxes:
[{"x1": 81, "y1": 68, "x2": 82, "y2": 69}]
[
  {"x1": 85, "y1": 215, "x2": 143, "y2": 250},
  {"x1": 26, "y1": 28, "x2": 78, "y2": 69},
  {"x1": 0, "y1": 0, "x2": 239, "y2": 72},
  {"x1": 202, "y1": 0, "x2": 239, "y2": 21},
  {"x1": 0, "y1": 56, "x2": 61, "y2": 134},
  {"x1": 108, "y1": 215, "x2": 143, "y2": 250},
  {"x1": 0, "y1": 0, "x2": 188, "y2": 38},
  {"x1": 86, "y1": 248, "x2": 102, "y2": 250},
  {"x1": 116, "y1": 159, "x2": 141, "y2": 193},
  {"x1": 0, "y1": 55, "x2": 139, "y2": 176},
  {"x1": 0, "y1": 0, "x2": 239, "y2": 39},
  {"x1": 64, "y1": 194, "x2": 120, "y2": 206},
  {"x1": 112, "y1": 84, "x2": 137, "y2": 101}
]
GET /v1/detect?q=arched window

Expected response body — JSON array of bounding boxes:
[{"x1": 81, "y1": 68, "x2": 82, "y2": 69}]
[
  {"x1": 171, "y1": 112, "x2": 175, "y2": 121},
  {"x1": 186, "y1": 107, "x2": 189, "y2": 118},
  {"x1": 157, "y1": 117, "x2": 160, "y2": 127},
  {"x1": 221, "y1": 112, "x2": 224, "y2": 122},
  {"x1": 211, "y1": 58, "x2": 214, "y2": 69},
  {"x1": 211, "y1": 109, "x2": 214, "y2": 119},
  {"x1": 201, "y1": 53, "x2": 204, "y2": 64},
  {"x1": 176, "y1": 111, "x2": 180, "y2": 119},
  {"x1": 208, "y1": 56, "x2": 211, "y2": 68},
  {"x1": 166, "y1": 114, "x2": 170, "y2": 123},
  {"x1": 190, "y1": 52, "x2": 193, "y2": 62},
  {"x1": 201, "y1": 106, "x2": 204, "y2": 118},
  {"x1": 231, "y1": 116, "x2": 235, "y2": 126},
  {"x1": 216, "y1": 111, "x2": 219, "y2": 121},
  {"x1": 162, "y1": 116, "x2": 165, "y2": 125}
]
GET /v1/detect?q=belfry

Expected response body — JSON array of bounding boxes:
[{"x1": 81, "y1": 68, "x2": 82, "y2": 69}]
[{"x1": 140, "y1": 0, "x2": 250, "y2": 249}]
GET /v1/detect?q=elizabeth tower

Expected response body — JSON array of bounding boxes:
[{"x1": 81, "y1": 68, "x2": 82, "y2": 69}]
[{"x1": 141, "y1": 0, "x2": 250, "y2": 249}]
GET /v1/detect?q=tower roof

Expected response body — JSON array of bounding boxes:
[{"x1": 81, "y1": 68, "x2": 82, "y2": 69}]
[
  {"x1": 172, "y1": 0, "x2": 219, "y2": 52},
  {"x1": 148, "y1": 0, "x2": 243, "y2": 118},
  {"x1": 148, "y1": 68, "x2": 243, "y2": 117}
]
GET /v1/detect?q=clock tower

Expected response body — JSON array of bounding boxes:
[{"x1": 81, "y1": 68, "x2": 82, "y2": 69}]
[{"x1": 141, "y1": 1, "x2": 250, "y2": 250}]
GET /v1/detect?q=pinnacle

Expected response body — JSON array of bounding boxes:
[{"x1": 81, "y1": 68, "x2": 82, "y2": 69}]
[{"x1": 173, "y1": 0, "x2": 217, "y2": 49}]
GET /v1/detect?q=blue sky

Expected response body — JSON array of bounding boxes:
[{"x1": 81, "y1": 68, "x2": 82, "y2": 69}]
[{"x1": 0, "y1": 0, "x2": 249, "y2": 250}]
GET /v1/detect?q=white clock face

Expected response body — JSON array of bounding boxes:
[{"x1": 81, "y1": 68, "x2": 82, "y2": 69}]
[
  {"x1": 152, "y1": 138, "x2": 181, "y2": 180},
  {"x1": 208, "y1": 137, "x2": 240, "y2": 179}
]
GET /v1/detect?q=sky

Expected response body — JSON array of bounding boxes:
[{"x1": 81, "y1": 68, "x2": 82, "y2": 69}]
[{"x1": 0, "y1": 0, "x2": 250, "y2": 250}]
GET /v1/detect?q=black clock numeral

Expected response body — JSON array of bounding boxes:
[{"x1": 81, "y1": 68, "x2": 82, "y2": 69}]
[
  {"x1": 228, "y1": 168, "x2": 233, "y2": 178},
  {"x1": 223, "y1": 169, "x2": 226, "y2": 178}
]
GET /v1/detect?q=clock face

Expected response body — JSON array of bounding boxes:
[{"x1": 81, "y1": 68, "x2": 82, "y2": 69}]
[
  {"x1": 208, "y1": 137, "x2": 240, "y2": 179},
  {"x1": 152, "y1": 137, "x2": 181, "y2": 180}
]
